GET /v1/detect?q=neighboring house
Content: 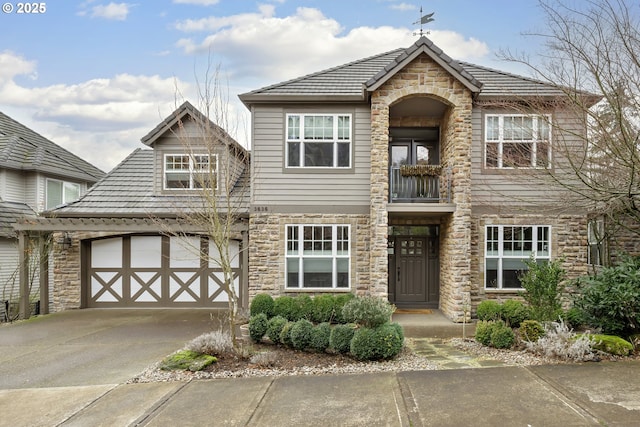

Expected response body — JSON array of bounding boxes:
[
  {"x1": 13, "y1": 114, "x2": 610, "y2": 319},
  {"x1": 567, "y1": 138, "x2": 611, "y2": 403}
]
[
  {"x1": 16, "y1": 102, "x2": 249, "y2": 312},
  {"x1": 0, "y1": 111, "x2": 104, "y2": 315},
  {"x1": 238, "y1": 36, "x2": 595, "y2": 321}
]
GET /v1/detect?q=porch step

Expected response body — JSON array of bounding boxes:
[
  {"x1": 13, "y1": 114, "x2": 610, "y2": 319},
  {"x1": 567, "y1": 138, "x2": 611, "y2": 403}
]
[{"x1": 393, "y1": 310, "x2": 476, "y2": 339}]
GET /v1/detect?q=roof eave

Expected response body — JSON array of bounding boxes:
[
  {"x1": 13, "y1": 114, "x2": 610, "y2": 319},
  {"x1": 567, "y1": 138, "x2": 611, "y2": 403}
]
[{"x1": 238, "y1": 93, "x2": 368, "y2": 108}]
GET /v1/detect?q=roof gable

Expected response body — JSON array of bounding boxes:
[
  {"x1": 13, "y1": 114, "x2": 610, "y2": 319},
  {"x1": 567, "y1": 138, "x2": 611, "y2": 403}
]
[{"x1": 365, "y1": 37, "x2": 483, "y2": 93}]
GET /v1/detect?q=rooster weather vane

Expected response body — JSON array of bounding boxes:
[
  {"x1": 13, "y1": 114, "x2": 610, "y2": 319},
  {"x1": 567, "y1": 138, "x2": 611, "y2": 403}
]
[{"x1": 413, "y1": 7, "x2": 435, "y2": 37}]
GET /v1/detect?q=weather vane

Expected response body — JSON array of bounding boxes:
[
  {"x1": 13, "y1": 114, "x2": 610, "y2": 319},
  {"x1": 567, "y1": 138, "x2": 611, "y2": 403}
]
[{"x1": 413, "y1": 6, "x2": 434, "y2": 37}]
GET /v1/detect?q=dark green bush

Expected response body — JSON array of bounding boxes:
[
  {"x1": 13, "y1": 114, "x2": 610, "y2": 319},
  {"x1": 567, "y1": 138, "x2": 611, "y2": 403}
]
[
  {"x1": 266, "y1": 315, "x2": 288, "y2": 343},
  {"x1": 474, "y1": 320, "x2": 495, "y2": 346},
  {"x1": 333, "y1": 293, "x2": 356, "y2": 324},
  {"x1": 296, "y1": 294, "x2": 314, "y2": 321},
  {"x1": 561, "y1": 307, "x2": 585, "y2": 330},
  {"x1": 250, "y1": 294, "x2": 274, "y2": 318},
  {"x1": 520, "y1": 320, "x2": 545, "y2": 342},
  {"x1": 490, "y1": 321, "x2": 515, "y2": 349},
  {"x1": 342, "y1": 296, "x2": 395, "y2": 328},
  {"x1": 311, "y1": 294, "x2": 336, "y2": 323},
  {"x1": 573, "y1": 256, "x2": 640, "y2": 337},
  {"x1": 279, "y1": 321, "x2": 294, "y2": 347},
  {"x1": 476, "y1": 300, "x2": 502, "y2": 321},
  {"x1": 350, "y1": 323, "x2": 404, "y2": 361},
  {"x1": 248, "y1": 313, "x2": 268, "y2": 343},
  {"x1": 329, "y1": 323, "x2": 355, "y2": 354},
  {"x1": 310, "y1": 322, "x2": 331, "y2": 352},
  {"x1": 273, "y1": 296, "x2": 300, "y2": 321},
  {"x1": 388, "y1": 322, "x2": 405, "y2": 342},
  {"x1": 519, "y1": 257, "x2": 566, "y2": 321},
  {"x1": 290, "y1": 319, "x2": 314, "y2": 350},
  {"x1": 501, "y1": 300, "x2": 528, "y2": 327}
]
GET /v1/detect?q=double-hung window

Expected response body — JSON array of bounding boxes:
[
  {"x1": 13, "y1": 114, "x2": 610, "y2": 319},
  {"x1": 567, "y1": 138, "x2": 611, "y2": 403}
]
[
  {"x1": 286, "y1": 225, "x2": 350, "y2": 289},
  {"x1": 485, "y1": 225, "x2": 551, "y2": 289},
  {"x1": 485, "y1": 114, "x2": 551, "y2": 168},
  {"x1": 46, "y1": 179, "x2": 80, "y2": 209},
  {"x1": 164, "y1": 154, "x2": 217, "y2": 190},
  {"x1": 286, "y1": 114, "x2": 351, "y2": 168}
]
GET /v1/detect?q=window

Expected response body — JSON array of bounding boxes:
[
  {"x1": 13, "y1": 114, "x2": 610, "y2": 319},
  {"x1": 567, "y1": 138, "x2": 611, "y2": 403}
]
[
  {"x1": 286, "y1": 114, "x2": 351, "y2": 168},
  {"x1": 164, "y1": 154, "x2": 217, "y2": 190},
  {"x1": 485, "y1": 114, "x2": 551, "y2": 168},
  {"x1": 485, "y1": 225, "x2": 551, "y2": 289},
  {"x1": 285, "y1": 225, "x2": 350, "y2": 289},
  {"x1": 46, "y1": 179, "x2": 80, "y2": 209},
  {"x1": 588, "y1": 220, "x2": 605, "y2": 266}
]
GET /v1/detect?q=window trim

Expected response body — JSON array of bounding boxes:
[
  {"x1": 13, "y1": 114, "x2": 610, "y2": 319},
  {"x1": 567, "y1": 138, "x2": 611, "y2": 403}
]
[
  {"x1": 484, "y1": 113, "x2": 552, "y2": 169},
  {"x1": 285, "y1": 113, "x2": 352, "y2": 169},
  {"x1": 484, "y1": 225, "x2": 551, "y2": 290},
  {"x1": 45, "y1": 178, "x2": 81, "y2": 210},
  {"x1": 163, "y1": 153, "x2": 218, "y2": 191},
  {"x1": 285, "y1": 224, "x2": 351, "y2": 290}
]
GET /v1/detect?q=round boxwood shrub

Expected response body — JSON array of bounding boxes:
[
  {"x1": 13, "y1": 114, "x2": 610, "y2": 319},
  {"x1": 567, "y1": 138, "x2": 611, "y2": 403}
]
[
  {"x1": 329, "y1": 323, "x2": 355, "y2": 354},
  {"x1": 248, "y1": 313, "x2": 268, "y2": 343},
  {"x1": 290, "y1": 319, "x2": 314, "y2": 350},
  {"x1": 333, "y1": 293, "x2": 355, "y2": 324},
  {"x1": 310, "y1": 322, "x2": 331, "y2": 352},
  {"x1": 279, "y1": 321, "x2": 295, "y2": 347},
  {"x1": 501, "y1": 300, "x2": 528, "y2": 328},
  {"x1": 295, "y1": 294, "x2": 314, "y2": 321},
  {"x1": 474, "y1": 320, "x2": 495, "y2": 346},
  {"x1": 350, "y1": 323, "x2": 404, "y2": 361},
  {"x1": 250, "y1": 293, "x2": 275, "y2": 318},
  {"x1": 311, "y1": 294, "x2": 336, "y2": 323},
  {"x1": 266, "y1": 315, "x2": 288, "y2": 343},
  {"x1": 342, "y1": 296, "x2": 395, "y2": 328},
  {"x1": 476, "y1": 300, "x2": 502, "y2": 321},
  {"x1": 273, "y1": 296, "x2": 299, "y2": 321},
  {"x1": 520, "y1": 320, "x2": 545, "y2": 342},
  {"x1": 490, "y1": 321, "x2": 515, "y2": 349}
]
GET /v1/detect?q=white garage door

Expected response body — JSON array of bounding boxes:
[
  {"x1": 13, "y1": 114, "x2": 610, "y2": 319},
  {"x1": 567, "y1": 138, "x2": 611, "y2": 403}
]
[{"x1": 85, "y1": 235, "x2": 241, "y2": 307}]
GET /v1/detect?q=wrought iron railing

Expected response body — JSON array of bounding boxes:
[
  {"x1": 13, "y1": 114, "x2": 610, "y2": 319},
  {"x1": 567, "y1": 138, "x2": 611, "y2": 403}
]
[{"x1": 389, "y1": 166, "x2": 451, "y2": 203}]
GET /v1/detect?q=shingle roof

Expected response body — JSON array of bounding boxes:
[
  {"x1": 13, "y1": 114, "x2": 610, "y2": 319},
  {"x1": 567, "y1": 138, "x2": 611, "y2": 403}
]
[
  {"x1": 48, "y1": 149, "x2": 250, "y2": 217},
  {"x1": 0, "y1": 200, "x2": 36, "y2": 238},
  {"x1": 0, "y1": 112, "x2": 105, "y2": 182},
  {"x1": 239, "y1": 36, "x2": 570, "y2": 105}
]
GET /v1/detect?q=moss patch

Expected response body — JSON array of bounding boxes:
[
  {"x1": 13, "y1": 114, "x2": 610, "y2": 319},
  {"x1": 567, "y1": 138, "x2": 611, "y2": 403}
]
[
  {"x1": 160, "y1": 350, "x2": 217, "y2": 372},
  {"x1": 581, "y1": 334, "x2": 634, "y2": 356}
]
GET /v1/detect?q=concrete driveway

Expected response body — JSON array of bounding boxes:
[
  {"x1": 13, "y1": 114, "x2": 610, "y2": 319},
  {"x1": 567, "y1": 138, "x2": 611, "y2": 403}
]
[{"x1": 0, "y1": 309, "x2": 222, "y2": 389}]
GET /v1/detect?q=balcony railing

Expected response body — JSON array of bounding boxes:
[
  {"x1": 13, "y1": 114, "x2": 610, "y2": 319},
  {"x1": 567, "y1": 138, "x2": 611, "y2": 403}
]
[{"x1": 389, "y1": 166, "x2": 451, "y2": 203}]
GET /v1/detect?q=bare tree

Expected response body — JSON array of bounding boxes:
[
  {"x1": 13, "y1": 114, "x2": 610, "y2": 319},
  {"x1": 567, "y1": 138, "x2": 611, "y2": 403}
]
[{"x1": 497, "y1": 0, "x2": 640, "y2": 260}]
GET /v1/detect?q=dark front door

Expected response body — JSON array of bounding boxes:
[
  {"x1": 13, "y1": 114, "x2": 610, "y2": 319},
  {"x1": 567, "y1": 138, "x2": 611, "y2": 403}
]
[{"x1": 391, "y1": 236, "x2": 439, "y2": 307}]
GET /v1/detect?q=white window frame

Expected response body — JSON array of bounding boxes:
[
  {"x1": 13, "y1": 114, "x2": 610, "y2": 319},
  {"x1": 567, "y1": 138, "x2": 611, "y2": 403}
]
[
  {"x1": 163, "y1": 153, "x2": 218, "y2": 190},
  {"x1": 485, "y1": 225, "x2": 551, "y2": 289},
  {"x1": 285, "y1": 113, "x2": 352, "y2": 168},
  {"x1": 285, "y1": 224, "x2": 351, "y2": 289},
  {"x1": 45, "y1": 178, "x2": 81, "y2": 209},
  {"x1": 484, "y1": 114, "x2": 552, "y2": 169}
]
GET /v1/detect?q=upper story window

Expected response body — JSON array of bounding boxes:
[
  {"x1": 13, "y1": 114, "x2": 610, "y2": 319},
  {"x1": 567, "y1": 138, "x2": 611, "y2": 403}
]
[
  {"x1": 485, "y1": 114, "x2": 551, "y2": 169},
  {"x1": 46, "y1": 179, "x2": 80, "y2": 209},
  {"x1": 286, "y1": 114, "x2": 351, "y2": 168},
  {"x1": 164, "y1": 154, "x2": 217, "y2": 190}
]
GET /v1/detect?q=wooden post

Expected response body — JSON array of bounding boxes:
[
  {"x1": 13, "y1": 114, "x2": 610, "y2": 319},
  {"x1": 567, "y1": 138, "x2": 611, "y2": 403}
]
[
  {"x1": 18, "y1": 231, "x2": 30, "y2": 320},
  {"x1": 39, "y1": 234, "x2": 49, "y2": 315}
]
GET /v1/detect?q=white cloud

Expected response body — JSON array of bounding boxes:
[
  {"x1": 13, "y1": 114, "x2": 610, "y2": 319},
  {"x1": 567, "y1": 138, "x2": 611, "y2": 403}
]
[
  {"x1": 0, "y1": 51, "x2": 37, "y2": 83},
  {"x1": 390, "y1": 3, "x2": 417, "y2": 12},
  {"x1": 90, "y1": 2, "x2": 131, "y2": 21},
  {"x1": 173, "y1": 0, "x2": 220, "y2": 5}
]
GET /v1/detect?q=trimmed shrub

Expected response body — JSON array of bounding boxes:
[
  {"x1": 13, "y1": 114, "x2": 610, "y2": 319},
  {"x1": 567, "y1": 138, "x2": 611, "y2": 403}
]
[
  {"x1": 501, "y1": 300, "x2": 528, "y2": 327},
  {"x1": 561, "y1": 307, "x2": 585, "y2": 330},
  {"x1": 311, "y1": 294, "x2": 336, "y2": 323},
  {"x1": 329, "y1": 323, "x2": 355, "y2": 354},
  {"x1": 342, "y1": 296, "x2": 395, "y2": 328},
  {"x1": 333, "y1": 293, "x2": 356, "y2": 324},
  {"x1": 279, "y1": 321, "x2": 294, "y2": 347},
  {"x1": 250, "y1": 294, "x2": 274, "y2": 318},
  {"x1": 388, "y1": 322, "x2": 405, "y2": 342},
  {"x1": 476, "y1": 300, "x2": 502, "y2": 321},
  {"x1": 490, "y1": 322, "x2": 515, "y2": 349},
  {"x1": 248, "y1": 313, "x2": 268, "y2": 343},
  {"x1": 586, "y1": 334, "x2": 633, "y2": 356},
  {"x1": 290, "y1": 319, "x2": 314, "y2": 350},
  {"x1": 273, "y1": 296, "x2": 300, "y2": 321},
  {"x1": 573, "y1": 256, "x2": 640, "y2": 337},
  {"x1": 474, "y1": 320, "x2": 495, "y2": 346},
  {"x1": 350, "y1": 324, "x2": 404, "y2": 361},
  {"x1": 266, "y1": 315, "x2": 288, "y2": 343},
  {"x1": 296, "y1": 294, "x2": 314, "y2": 321},
  {"x1": 519, "y1": 257, "x2": 566, "y2": 321},
  {"x1": 310, "y1": 322, "x2": 332, "y2": 352},
  {"x1": 520, "y1": 320, "x2": 545, "y2": 342}
]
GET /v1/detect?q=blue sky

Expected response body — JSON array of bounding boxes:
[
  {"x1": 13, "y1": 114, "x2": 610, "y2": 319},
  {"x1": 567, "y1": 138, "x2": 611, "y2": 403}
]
[{"x1": 1, "y1": 0, "x2": 550, "y2": 172}]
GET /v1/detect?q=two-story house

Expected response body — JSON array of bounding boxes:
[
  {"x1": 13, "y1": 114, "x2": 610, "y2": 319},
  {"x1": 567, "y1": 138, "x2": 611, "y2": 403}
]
[
  {"x1": 239, "y1": 36, "x2": 591, "y2": 321},
  {"x1": 0, "y1": 111, "x2": 104, "y2": 317}
]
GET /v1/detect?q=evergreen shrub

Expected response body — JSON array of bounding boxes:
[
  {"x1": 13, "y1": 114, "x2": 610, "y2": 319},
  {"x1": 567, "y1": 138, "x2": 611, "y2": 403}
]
[
  {"x1": 248, "y1": 313, "x2": 268, "y2": 343},
  {"x1": 290, "y1": 319, "x2": 314, "y2": 350},
  {"x1": 501, "y1": 300, "x2": 529, "y2": 327},
  {"x1": 273, "y1": 296, "x2": 299, "y2": 321},
  {"x1": 311, "y1": 294, "x2": 336, "y2": 323},
  {"x1": 279, "y1": 321, "x2": 294, "y2": 347},
  {"x1": 490, "y1": 321, "x2": 515, "y2": 349},
  {"x1": 250, "y1": 294, "x2": 274, "y2": 318},
  {"x1": 520, "y1": 320, "x2": 545, "y2": 342},
  {"x1": 329, "y1": 323, "x2": 355, "y2": 354},
  {"x1": 342, "y1": 296, "x2": 395, "y2": 328},
  {"x1": 333, "y1": 293, "x2": 355, "y2": 324},
  {"x1": 476, "y1": 300, "x2": 502, "y2": 321},
  {"x1": 310, "y1": 322, "x2": 331, "y2": 352},
  {"x1": 266, "y1": 315, "x2": 288, "y2": 343}
]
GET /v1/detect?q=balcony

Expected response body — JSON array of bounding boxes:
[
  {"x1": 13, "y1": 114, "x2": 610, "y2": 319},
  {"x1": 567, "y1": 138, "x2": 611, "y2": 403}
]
[{"x1": 389, "y1": 165, "x2": 452, "y2": 204}]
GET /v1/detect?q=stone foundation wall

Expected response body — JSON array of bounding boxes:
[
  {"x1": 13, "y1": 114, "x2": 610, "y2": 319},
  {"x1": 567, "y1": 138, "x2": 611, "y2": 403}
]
[{"x1": 248, "y1": 213, "x2": 370, "y2": 299}]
